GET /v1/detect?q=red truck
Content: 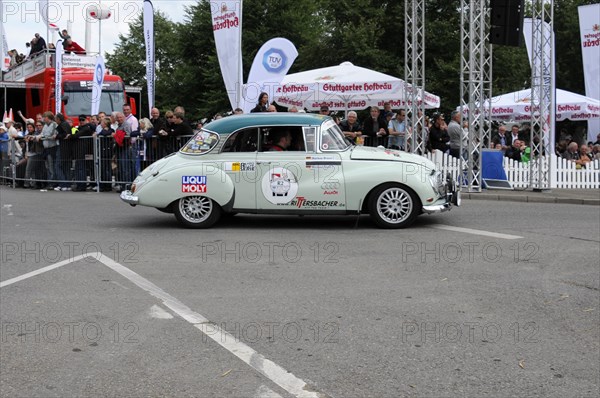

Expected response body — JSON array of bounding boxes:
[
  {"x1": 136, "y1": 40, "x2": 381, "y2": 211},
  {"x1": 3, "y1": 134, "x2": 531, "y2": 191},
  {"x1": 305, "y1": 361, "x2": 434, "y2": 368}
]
[{"x1": 1, "y1": 51, "x2": 139, "y2": 125}]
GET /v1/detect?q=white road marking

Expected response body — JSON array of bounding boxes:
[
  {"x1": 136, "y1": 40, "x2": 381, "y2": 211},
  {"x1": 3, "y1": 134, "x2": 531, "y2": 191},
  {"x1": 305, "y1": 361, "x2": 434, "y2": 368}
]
[
  {"x1": 0, "y1": 254, "x2": 91, "y2": 288},
  {"x1": 254, "y1": 385, "x2": 283, "y2": 398},
  {"x1": 430, "y1": 224, "x2": 523, "y2": 240},
  {"x1": 149, "y1": 304, "x2": 174, "y2": 319},
  {"x1": 3, "y1": 204, "x2": 13, "y2": 216},
  {"x1": 0, "y1": 253, "x2": 325, "y2": 398}
]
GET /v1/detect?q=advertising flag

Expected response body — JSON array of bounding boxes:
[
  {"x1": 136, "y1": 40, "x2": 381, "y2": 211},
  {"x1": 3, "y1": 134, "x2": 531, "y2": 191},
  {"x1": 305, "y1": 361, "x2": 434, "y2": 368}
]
[
  {"x1": 241, "y1": 38, "x2": 298, "y2": 113},
  {"x1": 91, "y1": 56, "x2": 105, "y2": 115},
  {"x1": 55, "y1": 39, "x2": 63, "y2": 115},
  {"x1": 38, "y1": 0, "x2": 49, "y2": 25},
  {"x1": 143, "y1": 0, "x2": 155, "y2": 115},
  {"x1": 0, "y1": 1, "x2": 8, "y2": 72},
  {"x1": 578, "y1": 4, "x2": 600, "y2": 142},
  {"x1": 211, "y1": 0, "x2": 242, "y2": 110}
]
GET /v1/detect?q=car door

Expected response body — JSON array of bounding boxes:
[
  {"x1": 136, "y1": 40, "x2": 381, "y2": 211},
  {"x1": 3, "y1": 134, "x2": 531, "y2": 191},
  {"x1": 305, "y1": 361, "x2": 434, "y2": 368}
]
[
  {"x1": 255, "y1": 125, "x2": 347, "y2": 212},
  {"x1": 219, "y1": 127, "x2": 260, "y2": 210}
]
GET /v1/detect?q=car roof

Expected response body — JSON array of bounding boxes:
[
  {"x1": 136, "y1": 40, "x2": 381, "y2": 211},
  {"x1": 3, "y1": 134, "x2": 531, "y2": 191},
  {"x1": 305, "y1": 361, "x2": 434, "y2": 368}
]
[{"x1": 203, "y1": 113, "x2": 329, "y2": 135}]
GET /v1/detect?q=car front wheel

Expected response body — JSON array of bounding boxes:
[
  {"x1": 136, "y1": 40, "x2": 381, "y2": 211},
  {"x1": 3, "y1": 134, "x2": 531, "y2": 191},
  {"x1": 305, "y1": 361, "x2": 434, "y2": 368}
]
[
  {"x1": 368, "y1": 184, "x2": 420, "y2": 228},
  {"x1": 174, "y1": 196, "x2": 221, "y2": 228}
]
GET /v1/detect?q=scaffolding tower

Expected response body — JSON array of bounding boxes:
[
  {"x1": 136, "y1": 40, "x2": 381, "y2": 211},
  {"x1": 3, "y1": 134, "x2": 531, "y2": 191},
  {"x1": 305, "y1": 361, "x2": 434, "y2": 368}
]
[
  {"x1": 404, "y1": 0, "x2": 426, "y2": 154},
  {"x1": 530, "y1": 0, "x2": 554, "y2": 190},
  {"x1": 460, "y1": 0, "x2": 493, "y2": 192}
]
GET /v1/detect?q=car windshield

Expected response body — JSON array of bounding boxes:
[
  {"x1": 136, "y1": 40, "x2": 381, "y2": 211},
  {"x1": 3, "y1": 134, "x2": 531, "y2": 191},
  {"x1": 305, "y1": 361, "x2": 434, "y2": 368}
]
[
  {"x1": 64, "y1": 91, "x2": 125, "y2": 115},
  {"x1": 320, "y1": 120, "x2": 350, "y2": 151},
  {"x1": 180, "y1": 130, "x2": 220, "y2": 154}
]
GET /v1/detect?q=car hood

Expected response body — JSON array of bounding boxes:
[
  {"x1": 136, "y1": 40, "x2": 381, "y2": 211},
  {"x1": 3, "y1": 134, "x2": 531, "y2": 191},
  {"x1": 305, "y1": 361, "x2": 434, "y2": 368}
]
[{"x1": 349, "y1": 146, "x2": 435, "y2": 170}]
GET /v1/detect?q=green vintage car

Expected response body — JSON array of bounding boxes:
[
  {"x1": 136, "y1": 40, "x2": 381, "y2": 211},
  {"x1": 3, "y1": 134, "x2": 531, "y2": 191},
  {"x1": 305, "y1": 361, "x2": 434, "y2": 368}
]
[{"x1": 120, "y1": 113, "x2": 459, "y2": 228}]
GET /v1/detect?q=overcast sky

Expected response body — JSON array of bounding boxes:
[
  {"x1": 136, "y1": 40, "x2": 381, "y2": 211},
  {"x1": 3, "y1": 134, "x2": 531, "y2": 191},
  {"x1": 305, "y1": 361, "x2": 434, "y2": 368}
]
[{"x1": 2, "y1": 1, "x2": 196, "y2": 56}]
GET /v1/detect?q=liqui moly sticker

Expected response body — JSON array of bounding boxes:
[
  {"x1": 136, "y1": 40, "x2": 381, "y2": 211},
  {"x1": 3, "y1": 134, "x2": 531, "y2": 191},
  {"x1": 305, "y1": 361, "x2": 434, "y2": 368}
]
[{"x1": 182, "y1": 175, "x2": 207, "y2": 193}]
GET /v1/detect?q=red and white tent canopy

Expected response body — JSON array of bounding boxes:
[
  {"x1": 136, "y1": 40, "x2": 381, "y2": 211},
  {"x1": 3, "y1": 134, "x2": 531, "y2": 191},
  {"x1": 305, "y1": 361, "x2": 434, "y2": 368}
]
[
  {"x1": 274, "y1": 62, "x2": 440, "y2": 111},
  {"x1": 459, "y1": 88, "x2": 600, "y2": 121}
]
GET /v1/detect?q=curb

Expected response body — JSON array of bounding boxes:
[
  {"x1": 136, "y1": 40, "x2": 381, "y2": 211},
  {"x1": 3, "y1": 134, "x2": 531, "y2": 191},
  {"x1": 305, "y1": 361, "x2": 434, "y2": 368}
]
[{"x1": 462, "y1": 193, "x2": 600, "y2": 206}]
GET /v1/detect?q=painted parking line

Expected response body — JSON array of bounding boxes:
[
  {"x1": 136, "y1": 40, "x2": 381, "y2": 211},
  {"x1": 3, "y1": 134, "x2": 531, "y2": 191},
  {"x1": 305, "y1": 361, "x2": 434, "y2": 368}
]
[
  {"x1": 430, "y1": 224, "x2": 523, "y2": 240},
  {"x1": 0, "y1": 253, "x2": 325, "y2": 398}
]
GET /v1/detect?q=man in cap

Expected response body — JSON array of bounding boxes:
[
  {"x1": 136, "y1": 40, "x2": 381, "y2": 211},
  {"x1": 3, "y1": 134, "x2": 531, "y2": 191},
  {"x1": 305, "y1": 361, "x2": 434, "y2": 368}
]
[
  {"x1": 319, "y1": 105, "x2": 330, "y2": 116},
  {"x1": 3, "y1": 118, "x2": 18, "y2": 139}
]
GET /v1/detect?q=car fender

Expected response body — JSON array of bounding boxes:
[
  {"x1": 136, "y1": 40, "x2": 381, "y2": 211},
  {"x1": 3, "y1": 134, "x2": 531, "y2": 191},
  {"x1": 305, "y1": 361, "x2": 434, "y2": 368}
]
[
  {"x1": 342, "y1": 159, "x2": 435, "y2": 210},
  {"x1": 135, "y1": 161, "x2": 235, "y2": 209}
]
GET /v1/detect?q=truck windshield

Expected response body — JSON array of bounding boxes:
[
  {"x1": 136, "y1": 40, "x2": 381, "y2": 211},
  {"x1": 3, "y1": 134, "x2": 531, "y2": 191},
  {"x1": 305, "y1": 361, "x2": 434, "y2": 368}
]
[{"x1": 64, "y1": 91, "x2": 125, "y2": 116}]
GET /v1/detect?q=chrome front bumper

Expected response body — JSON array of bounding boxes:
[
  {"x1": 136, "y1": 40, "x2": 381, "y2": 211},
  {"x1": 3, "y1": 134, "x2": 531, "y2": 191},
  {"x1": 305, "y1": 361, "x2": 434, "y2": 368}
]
[
  {"x1": 120, "y1": 190, "x2": 139, "y2": 205},
  {"x1": 422, "y1": 201, "x2": 452, "y2": 214},
  {"x1": 422, "y1": 173, "x2": 461, "y2": 214}
]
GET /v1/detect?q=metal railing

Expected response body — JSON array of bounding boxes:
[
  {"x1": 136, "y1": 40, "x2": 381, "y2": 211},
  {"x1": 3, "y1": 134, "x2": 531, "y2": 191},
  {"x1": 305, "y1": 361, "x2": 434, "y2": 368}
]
[{"x1": 1, "y1": 135, "x2": 193, "y2": 191}]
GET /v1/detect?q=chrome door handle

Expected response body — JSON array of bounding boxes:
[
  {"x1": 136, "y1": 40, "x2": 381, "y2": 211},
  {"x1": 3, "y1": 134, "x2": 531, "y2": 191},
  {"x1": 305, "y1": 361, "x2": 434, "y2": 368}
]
[{"x1": 256, "y1": 161, "x2": 271, "y2": 165}]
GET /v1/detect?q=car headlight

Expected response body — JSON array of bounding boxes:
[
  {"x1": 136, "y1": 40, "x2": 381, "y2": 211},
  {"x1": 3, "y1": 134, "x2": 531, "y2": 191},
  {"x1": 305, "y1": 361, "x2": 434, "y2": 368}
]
[{"x1": 428, "y1": 170, "x2": 445, "y2": 197}]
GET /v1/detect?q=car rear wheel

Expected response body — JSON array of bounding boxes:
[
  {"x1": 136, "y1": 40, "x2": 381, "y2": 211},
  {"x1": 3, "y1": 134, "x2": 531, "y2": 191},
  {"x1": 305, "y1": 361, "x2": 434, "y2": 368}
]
[
  {"x1": 368, "y1": 184, "x2": 419, "y2": 228},
  {"x1": 174, "y1": 196, "x2": 221, "y2": 228}
]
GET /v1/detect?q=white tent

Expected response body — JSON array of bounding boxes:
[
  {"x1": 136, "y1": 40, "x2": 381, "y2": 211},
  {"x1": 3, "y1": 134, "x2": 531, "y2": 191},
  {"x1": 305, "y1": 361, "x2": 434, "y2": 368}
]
[
  {"x1": 458, "y1": 88, "x2": 600, "y2": 121},
  {"x1": 274, "y1": 61, "x2": 440, "y2": 111}
]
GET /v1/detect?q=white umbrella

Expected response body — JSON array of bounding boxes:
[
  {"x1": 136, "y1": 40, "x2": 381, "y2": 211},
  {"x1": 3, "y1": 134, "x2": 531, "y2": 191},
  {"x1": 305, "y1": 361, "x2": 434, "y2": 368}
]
[
  {"x1": 274, "y1": 61, "x2": 440, "y2": 111},
  {"x1": 458, "y1": 88, "x2": 600, "y2": 121}
]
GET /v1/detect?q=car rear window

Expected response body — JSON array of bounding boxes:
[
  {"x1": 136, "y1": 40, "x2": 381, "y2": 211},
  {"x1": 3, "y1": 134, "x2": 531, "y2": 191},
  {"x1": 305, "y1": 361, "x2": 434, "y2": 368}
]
[{"x1": 180, "y1": 131, "x2": 220, "y2": 154}]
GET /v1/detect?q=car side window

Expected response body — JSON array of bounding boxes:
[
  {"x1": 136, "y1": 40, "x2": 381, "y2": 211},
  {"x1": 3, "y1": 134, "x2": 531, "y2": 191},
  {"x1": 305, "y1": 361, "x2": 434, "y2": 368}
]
[
  {"x1": 260, "y1": 126, "x2": 306, "y2": 152},
  {"x1": 303, "y1": 127, "x2": 316, "y2": 153},
  {"x1": 221, "y1": 128, "x2": 258, "y2": 152}
]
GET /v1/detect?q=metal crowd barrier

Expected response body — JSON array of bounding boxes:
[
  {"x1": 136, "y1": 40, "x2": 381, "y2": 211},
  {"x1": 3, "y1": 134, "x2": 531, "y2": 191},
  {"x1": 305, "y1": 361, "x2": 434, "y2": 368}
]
[{"x1": 1, "y1": 135, "x2": 194, "y2": 191}]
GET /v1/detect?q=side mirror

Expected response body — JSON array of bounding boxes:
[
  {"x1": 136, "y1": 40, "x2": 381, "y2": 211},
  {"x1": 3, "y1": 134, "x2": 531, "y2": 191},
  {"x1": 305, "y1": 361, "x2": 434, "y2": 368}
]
[{"x1": 61, "y1": 94, "x2": 69, "y2": 105}]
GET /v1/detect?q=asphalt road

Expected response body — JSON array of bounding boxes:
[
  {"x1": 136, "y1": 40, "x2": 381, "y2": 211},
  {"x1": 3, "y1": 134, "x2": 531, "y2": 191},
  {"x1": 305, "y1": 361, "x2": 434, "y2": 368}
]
[{"x1": 1, "y1": 186, "x2": 599, "y2": 398}]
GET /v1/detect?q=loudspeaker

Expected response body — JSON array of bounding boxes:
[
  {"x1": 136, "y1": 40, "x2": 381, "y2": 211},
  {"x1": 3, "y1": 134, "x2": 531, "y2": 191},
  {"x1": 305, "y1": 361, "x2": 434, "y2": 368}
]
[{"x1": 489, "y1": 0, "x2": 524, "y2": 46}]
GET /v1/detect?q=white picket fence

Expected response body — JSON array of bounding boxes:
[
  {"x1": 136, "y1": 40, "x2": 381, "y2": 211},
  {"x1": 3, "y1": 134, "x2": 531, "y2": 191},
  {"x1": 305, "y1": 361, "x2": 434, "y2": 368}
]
[{"x1": 423, "y1": 151, "x2": 600, "y2": 189}]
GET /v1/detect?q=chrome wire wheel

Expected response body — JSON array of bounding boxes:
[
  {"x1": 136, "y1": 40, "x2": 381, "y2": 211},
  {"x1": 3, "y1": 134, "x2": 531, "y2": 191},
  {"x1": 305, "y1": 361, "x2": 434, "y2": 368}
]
[
  {"x1": 376, "y1": 187, "x2": 412, "y2": 224},
  {"x1": 178, "y1": 196, "x2": 213, "y2": 224}
]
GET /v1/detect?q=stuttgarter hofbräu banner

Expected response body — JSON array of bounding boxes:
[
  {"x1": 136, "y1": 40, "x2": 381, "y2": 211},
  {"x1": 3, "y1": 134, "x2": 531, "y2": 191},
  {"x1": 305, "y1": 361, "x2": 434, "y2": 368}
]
[
  {"x1": 578, "y1": 4, "x2": 600, "y2": 142},
  {"x1": 241, "y1": 37, "x2": 299, "y2": 113},
  {"x1": 211, "y1": 0, "x2": 242, "y2": 110},
  {"x1": 144, "y1": 0, "x2": 155, "y2": 115}
]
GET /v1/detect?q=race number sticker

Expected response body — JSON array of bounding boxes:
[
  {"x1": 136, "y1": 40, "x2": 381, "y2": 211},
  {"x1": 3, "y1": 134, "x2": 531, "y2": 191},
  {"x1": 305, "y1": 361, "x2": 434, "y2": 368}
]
[{"x1": 261, "y1": 167, "x2": 299, "y2": 204}]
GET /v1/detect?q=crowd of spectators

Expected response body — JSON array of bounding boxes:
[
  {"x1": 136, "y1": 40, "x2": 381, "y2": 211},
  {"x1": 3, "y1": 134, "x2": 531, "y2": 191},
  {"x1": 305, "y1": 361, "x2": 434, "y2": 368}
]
[
  {"x1": 0, "y1": 105, "x2": 195, "y2": 192},
  {"x1": 487, "y1": 122, "x2": 600, "y2": 168},
  {"x1": 556, "y1": 131, "x2": 600, "y2": 169},
  {"x1": 2, "y1": 95, "x2": 599, "y2": 191}
]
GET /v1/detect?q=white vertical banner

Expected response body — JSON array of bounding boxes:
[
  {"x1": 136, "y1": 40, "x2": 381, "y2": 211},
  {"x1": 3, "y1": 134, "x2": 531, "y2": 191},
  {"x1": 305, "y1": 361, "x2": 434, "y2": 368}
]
[
  {"x1": 91, "y1": 55, "x2": 105, "y2": 116},
  {"x1": 55, "y1": 39, "x2": 63, "y2": 115},
  {"x1": 211, "y1": 0, "x2": 242, "y2": 110},
  {"x1": 38, "y1": 0, "x2": 49, "y2": 24},
  {"x1": 579, "y1": 4, "x2": 600, "y2": 142},
  {"x1": 0, "y1": 0, "x2": 9, "y2": 72},
  {"x1": 241, "y1": 38, "x2": 298, "y2": 113},
  {"x1": 523, "y1": 18, "x2": 556, "y2": 152},
  {"x1": 143, "y1": 0, "x2": 155, "y2": 115}
]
